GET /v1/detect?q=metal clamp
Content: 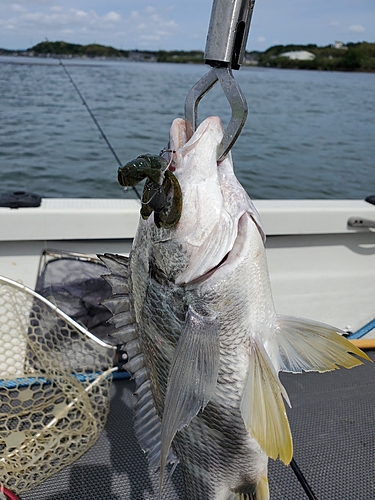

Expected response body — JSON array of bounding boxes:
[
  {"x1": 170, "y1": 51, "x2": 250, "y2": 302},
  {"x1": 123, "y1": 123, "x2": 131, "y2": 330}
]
[
  {"x1": 185, "y1": 67, "x2": 248, "y2": 161},
  {"x1": 184, "y1": 0, "x2": 255, "y2": 161},
  {"x1": 205, "y1": 0, "x2": 255, "y2": 70}
]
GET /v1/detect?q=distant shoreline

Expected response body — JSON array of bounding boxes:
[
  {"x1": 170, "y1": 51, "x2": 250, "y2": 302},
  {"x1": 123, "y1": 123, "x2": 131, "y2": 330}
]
[{"x1": 1, "y1": 40, "x2": 375, "y2": 72}]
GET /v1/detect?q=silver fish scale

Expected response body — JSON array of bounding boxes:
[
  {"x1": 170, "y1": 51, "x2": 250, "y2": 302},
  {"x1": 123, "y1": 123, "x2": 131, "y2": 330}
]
[
  {"x1": 151, "y1": 227, "x2": 191, "y2": 282},
  {"x1": 172, "y1": 323, "x2": 263, "y2": 498},
  {"x1": 138, "y1": 272, "x2": 185, "y2": 415},
  {"x1": 125, "y1": 217, "x2": 269, "y2": 498},
  {"x1": 100, "y1": 211, "x2": 272, "y2": 499},
  {"x1": 173, "y1": 400, "x2": 262, "y2": 499}
]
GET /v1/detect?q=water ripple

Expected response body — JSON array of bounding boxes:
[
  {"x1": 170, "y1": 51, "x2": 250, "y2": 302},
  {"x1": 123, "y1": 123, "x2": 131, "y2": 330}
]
[{"x1": 1, "y1": 57, "x2": 375, "y2": 199}]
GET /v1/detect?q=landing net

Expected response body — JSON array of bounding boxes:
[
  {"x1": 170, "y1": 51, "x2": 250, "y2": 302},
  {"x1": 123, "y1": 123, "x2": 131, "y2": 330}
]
[{"x1": 0, "y1": 276, "x2": 115, "y2": 494}]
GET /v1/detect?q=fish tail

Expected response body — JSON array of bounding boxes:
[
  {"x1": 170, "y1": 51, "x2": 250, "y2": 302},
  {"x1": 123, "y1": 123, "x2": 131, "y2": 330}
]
[
  {"x1": 240, "y1": 315, "x2": 370, "y2": 467},
  {"x1": 275, "y1": 314, "x2": 371, "y2": 373}
]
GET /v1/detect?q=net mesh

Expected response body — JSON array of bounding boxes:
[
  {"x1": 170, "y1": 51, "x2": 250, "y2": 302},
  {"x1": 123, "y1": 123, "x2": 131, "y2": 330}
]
[
  {"x1": 35, "y1": 250, "x2": 115, "y2": 342},
  {"x1": 0, "y1": 276, "x2": 115, "y2": 494}
]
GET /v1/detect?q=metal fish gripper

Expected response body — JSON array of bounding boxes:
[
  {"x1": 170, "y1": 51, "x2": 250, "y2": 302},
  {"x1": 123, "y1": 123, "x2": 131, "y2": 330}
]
[{"x1": 185, "y1": 0, "x2": 256, "y2": 161}]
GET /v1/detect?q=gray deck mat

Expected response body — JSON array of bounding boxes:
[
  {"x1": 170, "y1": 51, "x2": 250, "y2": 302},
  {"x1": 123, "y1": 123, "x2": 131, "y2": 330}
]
[{"x1": 21, "y1": 349, "x2": 375, "y2": 500}]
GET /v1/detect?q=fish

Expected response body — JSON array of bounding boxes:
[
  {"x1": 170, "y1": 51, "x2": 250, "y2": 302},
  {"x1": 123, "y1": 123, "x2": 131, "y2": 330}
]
[{"x1": 100, "y1": 115, "x2": 369, "y2": 500}]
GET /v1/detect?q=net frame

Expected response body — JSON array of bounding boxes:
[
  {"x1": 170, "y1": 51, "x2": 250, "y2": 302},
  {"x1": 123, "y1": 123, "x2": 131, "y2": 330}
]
[{"x1": 0, "y1": 276, "x2": 116, "y2": 494}]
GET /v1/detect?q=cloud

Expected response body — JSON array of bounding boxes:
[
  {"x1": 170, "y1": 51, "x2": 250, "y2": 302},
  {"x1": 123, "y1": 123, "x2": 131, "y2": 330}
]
[
  {"x1": 349, "y1": 24, "x2": 365, "y2": 33},
  {"x1": 5, "y1": 8, "x2": 113, "y2": 30},
  {"x1": 11, "y1": 4, "x2": 27, "y2": 13},
  {"x1": 1, "y1": 5, "x2": 178, "y2": 43},
  {"x1": 124, "y1": 7, "x2": 179, "y2": 45},
  {"x1": 329, "y1": 20, "x2": 340, "y2": 27},
  {"x1": 257, "y1": 36, "x2": 266, "y2": 43},
  {"x1": 103, "y1": 11, "x2": 121, "y2": 23},
  {"x1": 1, "y1": 3, "x2": 182, "y2": 50}
]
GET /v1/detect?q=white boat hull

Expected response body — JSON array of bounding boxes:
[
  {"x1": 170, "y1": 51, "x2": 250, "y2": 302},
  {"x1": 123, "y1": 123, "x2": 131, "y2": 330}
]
[{"x1": 1, "y1": 197, "x2": 374, "y2": 335}]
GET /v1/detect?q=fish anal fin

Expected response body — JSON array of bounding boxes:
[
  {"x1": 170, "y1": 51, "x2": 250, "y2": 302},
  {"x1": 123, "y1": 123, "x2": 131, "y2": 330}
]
[
  {"x1": 255, "y1": 476, "x2": 270, "y2": 500},
  {"x1": 276, "y1": 315, "x2": 371, "y2": 374},
  {"x1": 159, "y1": 306, "x2": 220, "y2": 493},
  {"x1": 241, "y1": 338, "x2": 292, "y2": 465}
]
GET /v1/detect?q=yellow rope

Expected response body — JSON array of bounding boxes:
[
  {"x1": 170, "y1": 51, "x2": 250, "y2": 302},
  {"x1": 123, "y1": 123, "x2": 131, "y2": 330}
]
[{"x1": 349, "y1": 338, "x2": 375, "y2": 350}]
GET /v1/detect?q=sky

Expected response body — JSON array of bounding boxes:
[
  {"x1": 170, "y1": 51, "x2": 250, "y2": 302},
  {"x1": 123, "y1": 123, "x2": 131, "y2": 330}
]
[{"x1": 0, "y1": 0, "x2": 374, "y2": 52}]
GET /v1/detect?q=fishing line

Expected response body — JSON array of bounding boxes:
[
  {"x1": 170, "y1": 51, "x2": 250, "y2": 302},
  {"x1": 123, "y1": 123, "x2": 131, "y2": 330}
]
[
  {"x1": 59, "y1": 60, "x2": 141, "y2": 201},
  {"x1": 290, "y1": 457, "x2": 319, "y2": 500}
]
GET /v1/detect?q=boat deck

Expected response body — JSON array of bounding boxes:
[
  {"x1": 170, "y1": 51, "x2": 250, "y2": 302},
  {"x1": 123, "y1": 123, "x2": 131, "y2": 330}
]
[{"x1": 22, "y1": 349, "x2": 375, "y2": 500}]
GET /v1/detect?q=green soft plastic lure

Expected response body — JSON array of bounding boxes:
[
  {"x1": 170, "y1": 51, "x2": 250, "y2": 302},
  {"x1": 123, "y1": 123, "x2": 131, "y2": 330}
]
[{"x1": 118, "y1": 154, "x2": 182, "y2": 229}]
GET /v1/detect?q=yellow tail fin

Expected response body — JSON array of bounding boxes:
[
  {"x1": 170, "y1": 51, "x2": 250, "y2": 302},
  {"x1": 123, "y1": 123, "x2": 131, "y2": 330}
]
[{"x1": 275, "y1": 315, "x2": 370, "y2": 373}]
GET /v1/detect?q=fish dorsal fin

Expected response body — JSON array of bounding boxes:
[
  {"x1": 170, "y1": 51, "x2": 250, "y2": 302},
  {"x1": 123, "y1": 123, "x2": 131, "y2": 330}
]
[
  {"x1": 241, "y1": 338, "x2": 293, "y2": 465},
  {"x1": 275, "y1": 315, "x2": 370, "y2": 373},
  {"x1": 159, "y1": 306, "x2": 220, "y2": 494},
  {"x1": 99, "y1": 253, "x2": 176, "y2": 468}
]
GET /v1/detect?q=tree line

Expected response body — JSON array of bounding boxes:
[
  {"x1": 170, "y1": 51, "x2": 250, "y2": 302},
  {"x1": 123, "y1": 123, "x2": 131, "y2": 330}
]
[
  {"x1": 1, "y1": 40, "x2": 374, "y2": 72},
  {"x1": 254, "y1": 42, "x2": 375, "y2": 72}
]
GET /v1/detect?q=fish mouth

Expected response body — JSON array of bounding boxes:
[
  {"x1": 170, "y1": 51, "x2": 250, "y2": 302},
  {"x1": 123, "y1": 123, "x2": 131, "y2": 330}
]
[{"x1": 169, "y1": 117, "x2": 214, "y2": 163}]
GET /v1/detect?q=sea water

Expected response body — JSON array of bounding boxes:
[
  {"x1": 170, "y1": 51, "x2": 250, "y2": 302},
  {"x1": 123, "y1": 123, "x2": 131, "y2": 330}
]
[{"x1": 1, "y1": 56, "x2": 374, "y2": 200}]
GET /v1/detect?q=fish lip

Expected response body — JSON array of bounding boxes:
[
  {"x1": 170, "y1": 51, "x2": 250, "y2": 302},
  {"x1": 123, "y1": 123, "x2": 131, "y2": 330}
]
[
  {"x1": 169, "y1": 117, "x2": 219, "y2": 173},
  {"x1": 169, "y1": 117, "x2": 189, "y2": 153}
]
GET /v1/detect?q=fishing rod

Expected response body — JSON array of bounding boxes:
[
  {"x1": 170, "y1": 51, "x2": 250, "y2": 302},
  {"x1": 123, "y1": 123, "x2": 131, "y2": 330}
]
[
  {"x1": 59, "y1": 60, "x2": 141, "y2": 201},
  {"x1": 290, "y1": 457, "x2": 319, "y2": 500}
]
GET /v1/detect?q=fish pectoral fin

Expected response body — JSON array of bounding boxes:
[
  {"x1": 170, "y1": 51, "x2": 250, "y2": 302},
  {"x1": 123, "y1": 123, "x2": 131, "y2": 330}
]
[
  {"x1": 275, "y1": 315, "x2": 371, "y2": 373},
  {"x1": 241, "y1": 338, "x2": 292, "y2": 465},
  {"x1": 159, "y1": 306, "x2": 220, "y2": 493}
]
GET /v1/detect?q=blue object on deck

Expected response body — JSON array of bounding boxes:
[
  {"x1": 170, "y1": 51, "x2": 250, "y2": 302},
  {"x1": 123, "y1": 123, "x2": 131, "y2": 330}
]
[
  {"x1": 112, "y1": 370, "x2": 131, "y2": 380},
  {"x1": 0, "y1": 371, "x2": 115, "y2": 389},
  {"x1": 0, "y1": 376, "x2": 50, "y2": 389},
  {"x1": 346, "y1": 318, "x2": 375, "y2": 340}
]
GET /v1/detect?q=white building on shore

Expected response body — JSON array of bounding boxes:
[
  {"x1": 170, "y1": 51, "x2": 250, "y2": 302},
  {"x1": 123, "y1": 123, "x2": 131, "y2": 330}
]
[
  {"x1": 331, "y1": 41, "x2": 348, "y2": 50},
  {"x1": 279, "y1": 50, "x2": 316, "y2": 61}
]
